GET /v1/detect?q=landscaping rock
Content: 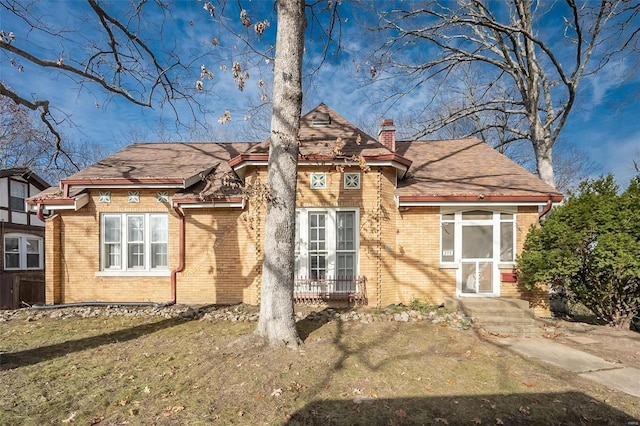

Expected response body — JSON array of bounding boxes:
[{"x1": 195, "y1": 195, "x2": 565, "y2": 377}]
[{"x1": 0, "y1": 302, "x2": 472, "y2": 331}]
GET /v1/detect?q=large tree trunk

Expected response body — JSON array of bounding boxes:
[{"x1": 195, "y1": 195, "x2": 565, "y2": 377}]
[{"x1": 255, "y1": 0, "x2": 306, "y2": 348}]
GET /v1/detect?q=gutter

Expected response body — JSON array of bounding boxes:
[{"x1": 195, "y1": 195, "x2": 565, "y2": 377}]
[{"x1": 170, "y1": 205, "x2": 186, "y2": 305}]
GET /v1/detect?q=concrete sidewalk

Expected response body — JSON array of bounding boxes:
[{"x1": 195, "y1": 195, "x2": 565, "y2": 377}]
[{"x1": 499, "y1": 337, "x2": 640, "y2": 398}]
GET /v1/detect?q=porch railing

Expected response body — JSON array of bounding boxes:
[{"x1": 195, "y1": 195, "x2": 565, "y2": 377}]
[{"x1": 294, "y1": 276, "x2": 367, "y2": 306}]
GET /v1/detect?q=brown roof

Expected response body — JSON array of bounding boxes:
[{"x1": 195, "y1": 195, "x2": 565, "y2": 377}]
[
  {"x1": 62, "y1": 143, "x2": 252, "y2": 184},
  {"x1": 396, "y1": 138, "x2": 562, "y2": 200},
  {"x1": 28, "y1": 105, "x2": 561, "y2": 206},
  {"x1": 244, "y1": 103, "x2": 396, "y2": 159}
]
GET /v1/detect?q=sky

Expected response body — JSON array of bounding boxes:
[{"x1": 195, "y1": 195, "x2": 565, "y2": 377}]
[{"x1": 1, "y1": 0, "x2": 639, "y2": 187}]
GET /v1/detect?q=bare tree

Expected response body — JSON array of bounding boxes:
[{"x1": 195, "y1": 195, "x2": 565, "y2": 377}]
[
  {"x1": 255, "y1": 0, "x2": 306, "y2": 348},
  {"x1": 0, "y1": 94, "x2": 105, "y2": 182},
  {"x1": 0, "y1": 0, "x2": 209, "y2": 150},
  {"x1": 371, "y1": 0, "x2": 640, "y2": 188}
]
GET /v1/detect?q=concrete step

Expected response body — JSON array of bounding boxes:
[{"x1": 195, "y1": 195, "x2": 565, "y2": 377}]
[{"x1": 444, "y1": 297, "x2": 541, "y2": 337}]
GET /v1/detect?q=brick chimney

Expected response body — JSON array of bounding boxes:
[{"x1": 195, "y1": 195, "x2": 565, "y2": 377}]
[{"x1": 378, "y1": 118, "x2": 396, "y2": 152}]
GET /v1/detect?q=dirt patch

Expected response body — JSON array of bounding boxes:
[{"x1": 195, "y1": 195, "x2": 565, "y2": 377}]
[
  {"x1": 0, "y1": 306, "x2": 639, "y2": 425},
  {"x1": 547, "y1": 319, "x2": 640, "y2": 369}
]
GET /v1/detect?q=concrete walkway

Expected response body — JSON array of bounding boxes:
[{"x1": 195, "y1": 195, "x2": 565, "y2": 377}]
[{"x1": 499, "y1": 337, "x2": 640, "y2": 398}]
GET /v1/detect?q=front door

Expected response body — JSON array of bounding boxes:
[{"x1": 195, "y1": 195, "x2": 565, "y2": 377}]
[{"x1": 457, "y1": 212, "x2": 500, "y2": 296}]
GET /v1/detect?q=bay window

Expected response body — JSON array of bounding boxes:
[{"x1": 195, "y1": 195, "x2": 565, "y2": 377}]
[
  {"x1": 101, "y1": 213, "x2": 168, "y2": 274},
  {"x1": 295, "y1": 208, "x2": 359, "y2": 280}
]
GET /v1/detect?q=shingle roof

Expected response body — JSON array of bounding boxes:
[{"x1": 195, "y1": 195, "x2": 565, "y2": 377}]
[
  {"x1": 63, "y1": 143, "x2": 252, "y2": 183},
  {"x1": 28, "y1": 104, "x2": 562, "y2": 206},
  {"x1": 395, "y1": 138, "x2": 561, "y2": 200},
  {"x1": 245, "y1": 103, "x2": 394, "y2": 159}
]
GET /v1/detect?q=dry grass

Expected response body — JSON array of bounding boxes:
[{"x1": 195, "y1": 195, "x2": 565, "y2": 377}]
[{"x1": 1, "y1": 309, "x2": 639, "y2": 425}]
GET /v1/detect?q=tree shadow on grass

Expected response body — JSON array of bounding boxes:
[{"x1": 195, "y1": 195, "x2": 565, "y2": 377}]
[
  {"x1": 286, "y1": 392, "x2": 639, "y2": 425},
  {"x1": 0, "y1": 316, "x2": 189, "y2": 370}
]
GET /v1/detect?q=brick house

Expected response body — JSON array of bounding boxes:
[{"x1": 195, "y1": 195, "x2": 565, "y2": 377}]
[
  {"x1": 27, "y1": 104, "x2": 562, "y2": 314},
  {"x1": 1, "y1": 168, "x2": 49, "y2": 308}
]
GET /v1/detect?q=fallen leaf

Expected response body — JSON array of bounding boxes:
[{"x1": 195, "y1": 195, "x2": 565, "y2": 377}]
[
  {"x1": 89, "y1": 416, "x2": 104, "y2": 425},
  {"x1": 61, "y1": 412, "x2": 77, "y2": 423},
  {"x1": 128, "y1": 408, "x2": 138, "y2": 416},
  {"x1": 395, "y1": 409, "x2": 407, "y2": 418},
  {"x1": 471, "y1": 417, "x2": 482, "y2": 424},
  {"x1": 271, "y1": 388, "x2": 283, "y2": 397},
  {"x1": 522, "y1": 381, "x2": 535, "y2": 388},
  {"x1": 323, "y1": 383, "x2": 330, "y2": 389},
  {"x1": 495, "y1": 419, "x2": 504, "y2": 425},
  {"x1": 118, "y1": 400, "x2": 128, "y2": 406},
  {"x1": 446, "y1": 379, "x2": 456, "y2": 385},
  {"x1": 256, "y1": 393, "x2": 265, "y2": 399},
  {"x1": 161, "y1": 391, "x2": 175, "y2": 399},
  {"x1": 143, "y1": 386, "x2": 151, "y2": 394},
  {"x1": 435, "y1": 418, "x2": 449, "y2": 425},
  {"x1": 423, "y1": 385, "x2": 432, "y2": 392},
  {"x1": 352, "y1": 388, "x2": 363, "y2": 395},
  {"x1": 172, "y1": 405, "x2": 185, "y2": 412}
]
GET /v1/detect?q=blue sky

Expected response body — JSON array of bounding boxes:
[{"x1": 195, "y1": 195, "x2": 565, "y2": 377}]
[{"x1": 1, "y1": 0, "x2": 638, "y2": 187}]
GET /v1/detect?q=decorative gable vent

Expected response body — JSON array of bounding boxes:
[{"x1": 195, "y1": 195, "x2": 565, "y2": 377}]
[{"x1": 311, "y1": 111, "x2": 331, "y2": 127}]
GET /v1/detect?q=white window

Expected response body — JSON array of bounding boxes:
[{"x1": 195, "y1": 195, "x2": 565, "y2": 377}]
[
  {"x1": 310, "y1": 173, "x2": 327, "y2": 189},
  {"x1": 344, "y1": 173, "x2": 360, "y2": 189},
  {"x1": 10, "y1": 180, "x2": 27, "y2": 211},
  {"x1": 294, "y1": 208, "x2": 358, "y2": 279},
  {"x1": 4, "y1": 234, "x2": 43, "y2": 270},
  {"x1": 440, "y1": 210, "x2": 515, "y2": 264},
  {"x1": 101, "y1": 213, "x2": 168, "y2": 273},
  {"x1": 440, "y1": 210, "x2": 515, "y2": 295}
]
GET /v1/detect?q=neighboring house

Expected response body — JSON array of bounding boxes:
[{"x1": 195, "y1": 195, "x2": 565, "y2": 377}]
[
  {"x1": 1, "y1": 168, "x2": 49, "y2": 308},
  {"x1": 27, "y1": 104, "x2": 562, "y2": 315}
]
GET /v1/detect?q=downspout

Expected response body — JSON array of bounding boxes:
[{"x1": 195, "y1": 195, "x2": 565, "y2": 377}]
[
  {"x1": 538, "y1": 196, "x2": 554, "y2": 219},
  {"x1": 170, "y1": 204, "x2": 186, "y2": 305},
  {"x1": 36, "y1": 203, "x2": 45, "y2": 222}
]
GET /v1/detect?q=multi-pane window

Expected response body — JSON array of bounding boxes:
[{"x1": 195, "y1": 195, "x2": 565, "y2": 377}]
[
  {"x1": 294, "y1": 208, "x2": 358, "y2": 279},
  {"x1": 4, "y1": 234, "x2": 43, "y2": 270},
  {"x1": 336, "y1": 212, "x2": 356, "y2": 279},
  {"x1": 10, "y1": 181, "x2": 27, "y2": 211},
  {"x1": 310, "y1": 173, "x2": 327, "y2": 189},
  {"x1": 440, "y1": 210, "x2": 516, "y2": 264},
  {"x1": 101, "y1": 213, "x2": 168, "y2": 272},
  {"x1": 344, "y1": 173, "x2": 360, "y2": 189}
]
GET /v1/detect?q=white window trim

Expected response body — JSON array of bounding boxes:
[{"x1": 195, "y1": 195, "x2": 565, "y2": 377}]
[
  {"x1": 98, "y1": 213, "x2": 169, "y2": 276},
  {"x1": 3, "y1": 233, "x2": 43, "y2": 270},
  {"x1": 10, "y1": 180, "x2": 28, "y2": 212},
  {"x1": 295, "y1": 207, "x2": 359, "y2": 279},
  {"x1": 440, "y1": 208, "x2": 516, "y2": 265},
  {"x1": 344, "y1": 172, "x2": 361, "y2": 189},
  {"x1": 439, "y1": 209, "x2": 517, "y2": 296},
  {"x1": 310, "y1": 173, "x2": 327, "y2": 189}
]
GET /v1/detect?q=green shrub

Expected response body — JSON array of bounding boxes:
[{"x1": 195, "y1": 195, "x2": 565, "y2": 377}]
[{"x1": 518, "y1": 175, "x2": 640, "y2": 329}]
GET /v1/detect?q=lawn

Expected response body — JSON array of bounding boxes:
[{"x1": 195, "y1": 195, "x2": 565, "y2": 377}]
[{"x1": 1, "y1": 305, "x2": 639, "y2": 425}]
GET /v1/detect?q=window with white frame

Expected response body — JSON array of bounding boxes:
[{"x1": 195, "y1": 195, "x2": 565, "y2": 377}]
[
  {"x1": 294, "y1": 208, "x2": 358, "y2": 279},
  {"x1": 10, "y1": 180, "x2": 27, "y2": 211},
  {"x1": 310, "y1": 173, "x2": 327, "y2": 189},
  {"x1": 344, "y1": 173, "x2": 360, "y2": 189},
  {"x1": 4, "y1": 234, "x2": 43, "y2": 270},
  {"x1": 440, "y1": 210, "x2": 516, "y2": 264},
  {"x1": 101, "y1": 213, "x2": 168, "y2": 272}
]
